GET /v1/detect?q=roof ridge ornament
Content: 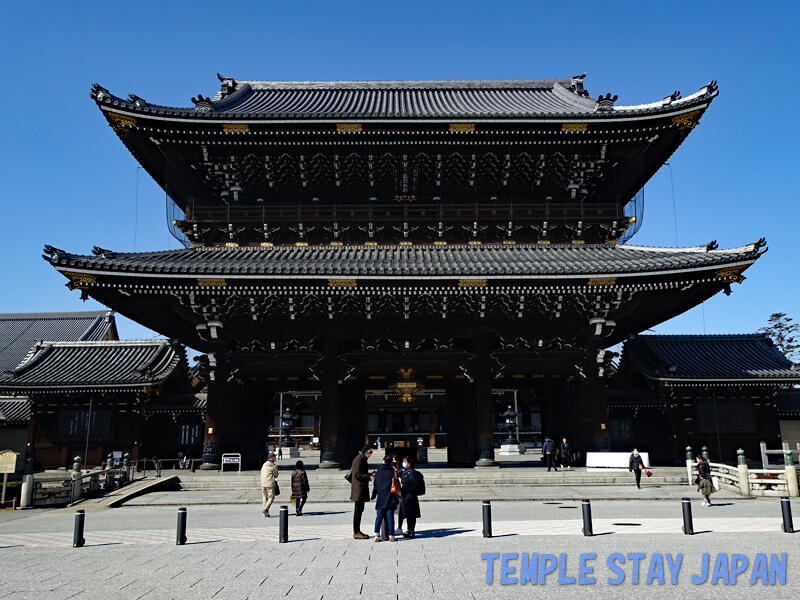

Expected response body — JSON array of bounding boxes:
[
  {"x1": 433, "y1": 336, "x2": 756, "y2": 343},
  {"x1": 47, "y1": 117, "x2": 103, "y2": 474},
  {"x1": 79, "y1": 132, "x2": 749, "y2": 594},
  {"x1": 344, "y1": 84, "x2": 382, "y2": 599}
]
[
  {"x1": 596, "y1": 93, "x2": 618, "y2": 111},
  {"x1": 569, "y1": 72, "x2": 588, "y2": 96},
  {"x1": 662, "y1": 91, "x2": 681, "y2": 106},
  {"x1": 217, "y1": 73, "x2": 237, "y2": 98},
  {"x1": 192, "y1": 94, "x2": 214, "y2": 113},
  {"x1": 91, "y1": 83, "x2": 109, "y2": 101},
  {"x1": 92, "y1": 246, "x2": 116, "y2": 258},
  {"x1": 127, "y1": 93, "x2": 146, "y2": 108}
]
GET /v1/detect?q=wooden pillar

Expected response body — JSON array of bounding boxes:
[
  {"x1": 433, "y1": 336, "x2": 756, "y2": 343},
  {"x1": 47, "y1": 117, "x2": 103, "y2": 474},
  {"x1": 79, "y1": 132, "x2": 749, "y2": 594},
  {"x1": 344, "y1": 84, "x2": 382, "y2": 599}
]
[
  {"x1": 446, "y1": 378, "x2": 477, "y2": 466},
  {"x1": 340, "y1": 380, "x2": 367, "y2": 466},
  {"x1": 240, "y1": 378, "x2": 266, "y2": 468},
  {"x1": 319, "y1": 329, "x2": 341, "y2": 468},
  {"x1": 474, "y1": 327, "x2": 498, "y2": 467}
]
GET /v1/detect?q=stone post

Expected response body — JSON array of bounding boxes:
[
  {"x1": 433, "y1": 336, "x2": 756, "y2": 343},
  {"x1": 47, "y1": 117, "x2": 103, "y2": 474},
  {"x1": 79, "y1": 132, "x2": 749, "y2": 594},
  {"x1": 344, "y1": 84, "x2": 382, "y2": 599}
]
[
  {"x1": 685, "y1": 446, "x2": 694, "y2": 485},
  {"x1": 784, "y1": 449, "x2": 799, "y2": 497},
  {"x1": 701, "y1": 446, "x2": 710, "y2": 462},
  {"x1": 73, "y1": 456, "x2": 82, "y2": 475},
  {"x1": 106, "y1": 453, "x2": 113, "y2": 470},
  {"x1": 19, "y1": 457, "x2": 34, "y2": 509},
  {"x1": 737, "y1": 448, "x2": 751, "y2": 497},
  {"x1": 123, "y1": 453, "x2": 131, "y2": 482},
  {"x1": 71, "y1": 457, "x2": 83, "y2": 504}
]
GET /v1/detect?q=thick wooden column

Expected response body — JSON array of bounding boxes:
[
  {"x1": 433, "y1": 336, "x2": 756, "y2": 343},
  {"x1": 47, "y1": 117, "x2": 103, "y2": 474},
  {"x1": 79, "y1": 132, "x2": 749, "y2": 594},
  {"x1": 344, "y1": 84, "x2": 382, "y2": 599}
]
[
  {"x1": 340, "y1": 380, "x2": 367, "y2": 466},
  {"x1": 474, "y1": 327, "x2": 498, "y2": 467},
  {"x1": 446, "y1": 378, "x2": 477, "y2": 466},
  {"x1": 240, "y1": 378, "x2": 266, "y2": 468},
  {"x1": 319, "y1": 329, "x2": 341, "y2": 468}
]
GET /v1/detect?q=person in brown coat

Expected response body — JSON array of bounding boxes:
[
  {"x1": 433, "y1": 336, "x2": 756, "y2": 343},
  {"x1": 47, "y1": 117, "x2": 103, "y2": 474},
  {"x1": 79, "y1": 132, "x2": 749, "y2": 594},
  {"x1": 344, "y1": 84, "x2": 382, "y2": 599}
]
[
  {"x1": 291, "y1": 460, "x2": 310, "y2": 516},
  {"x1": 350, "y1": 444, "x2": 373, "y2": 539}
]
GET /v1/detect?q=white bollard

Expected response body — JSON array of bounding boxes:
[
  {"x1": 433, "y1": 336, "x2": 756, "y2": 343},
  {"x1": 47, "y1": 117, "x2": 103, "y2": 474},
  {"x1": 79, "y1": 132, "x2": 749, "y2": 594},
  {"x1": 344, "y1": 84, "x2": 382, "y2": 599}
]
[{"x1": 20, "y1": 474, "x2": 33, "y2": 508}]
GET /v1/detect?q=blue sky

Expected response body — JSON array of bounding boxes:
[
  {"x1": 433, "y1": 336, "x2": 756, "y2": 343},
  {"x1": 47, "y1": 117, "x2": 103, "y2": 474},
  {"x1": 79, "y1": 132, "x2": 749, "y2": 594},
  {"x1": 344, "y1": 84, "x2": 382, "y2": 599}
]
[{"x1": 1, "y1": 1, "x2": 798, "y2": 345}]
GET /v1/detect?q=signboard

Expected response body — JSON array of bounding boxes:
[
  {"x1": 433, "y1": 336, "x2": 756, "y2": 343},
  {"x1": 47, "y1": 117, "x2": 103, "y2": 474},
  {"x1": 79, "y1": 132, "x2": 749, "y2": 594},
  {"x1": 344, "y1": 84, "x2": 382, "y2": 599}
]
[
  {"x1": 220, "y1": 453, "x2": 242, "y2": 474},
  {"x1": 0, "y1": 450, "x2": 19, "y2": 474},
  {"x1": 113, "y1": 451, "x2": 122, "y2": 467}
]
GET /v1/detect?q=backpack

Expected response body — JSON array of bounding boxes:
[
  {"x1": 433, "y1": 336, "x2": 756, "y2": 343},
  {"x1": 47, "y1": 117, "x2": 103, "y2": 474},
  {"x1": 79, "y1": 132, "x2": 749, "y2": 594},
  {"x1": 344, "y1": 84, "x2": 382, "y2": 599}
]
[{"x1": 417, "y1": 471, "x2": 426, "y2": 496}]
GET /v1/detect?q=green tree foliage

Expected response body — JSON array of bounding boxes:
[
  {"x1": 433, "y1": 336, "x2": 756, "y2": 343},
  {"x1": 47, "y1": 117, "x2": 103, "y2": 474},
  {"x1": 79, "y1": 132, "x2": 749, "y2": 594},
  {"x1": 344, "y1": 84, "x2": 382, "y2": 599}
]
[{"x1": 759, "y1": 313, "x2": 799, "y2": 362}]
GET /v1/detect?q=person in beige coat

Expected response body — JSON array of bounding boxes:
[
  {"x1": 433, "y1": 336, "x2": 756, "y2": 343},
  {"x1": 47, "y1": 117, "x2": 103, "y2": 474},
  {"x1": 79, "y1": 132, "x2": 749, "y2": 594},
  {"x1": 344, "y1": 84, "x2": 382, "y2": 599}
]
[{"x1": 260, "y1": 452, "x2": 279, "y2": 517}]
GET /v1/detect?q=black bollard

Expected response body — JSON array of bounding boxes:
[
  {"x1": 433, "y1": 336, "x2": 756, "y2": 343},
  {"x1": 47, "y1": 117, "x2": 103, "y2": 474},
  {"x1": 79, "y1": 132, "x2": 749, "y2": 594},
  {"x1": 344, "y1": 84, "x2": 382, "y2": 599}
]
[
  {"x1": 482, "y1": 500, "x2": 492, "y2": 538},
  {"x1": 73, "y1": 510, "x2": 85, "y2": 548},
  {"x1": 176, "y1": 507, "x2": 187, "y2": 545},
  {"x1": 780, "y1": 497, "x2": 794, "y2": 533},
  {"x1": 681, "y1": 497, "x2": 694, "y2": 535},
  {"x1": 279, "y1": 505, "x2": 289, "y2": 543},
  {"x1": 581, "y1": 499, "x2": 593, "y2": 536}
]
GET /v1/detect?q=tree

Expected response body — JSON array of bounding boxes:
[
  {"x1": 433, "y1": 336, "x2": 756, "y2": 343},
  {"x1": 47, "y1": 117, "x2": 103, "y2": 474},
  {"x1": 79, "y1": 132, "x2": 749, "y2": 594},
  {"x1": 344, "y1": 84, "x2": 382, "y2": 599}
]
[{"x1": 759, "y1": 313, "x2": 800, "y2": 362}]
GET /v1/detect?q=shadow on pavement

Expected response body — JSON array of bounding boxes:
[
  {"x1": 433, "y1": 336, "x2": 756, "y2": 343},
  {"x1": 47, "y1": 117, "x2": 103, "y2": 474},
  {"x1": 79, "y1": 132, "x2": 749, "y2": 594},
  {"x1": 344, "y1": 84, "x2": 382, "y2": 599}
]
[
  {"x1": 417, "y1": 527, "x2": 473, "y2": 538},
  {"x1": 294, "y1": 511, "x2": 347, "y2": 516}
]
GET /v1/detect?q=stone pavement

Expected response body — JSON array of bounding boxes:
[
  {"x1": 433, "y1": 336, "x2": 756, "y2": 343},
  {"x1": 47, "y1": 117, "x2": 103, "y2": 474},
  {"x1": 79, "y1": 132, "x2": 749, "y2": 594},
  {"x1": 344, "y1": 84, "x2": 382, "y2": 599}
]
[{"x1": 2, "y1": 499, "x2": 799, "y2": 599}]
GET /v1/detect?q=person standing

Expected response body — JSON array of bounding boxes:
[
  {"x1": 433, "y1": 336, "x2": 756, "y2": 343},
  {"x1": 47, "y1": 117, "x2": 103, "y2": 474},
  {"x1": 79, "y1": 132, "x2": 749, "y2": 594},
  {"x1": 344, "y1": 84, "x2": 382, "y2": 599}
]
[
  {"x1": 277, "y1": 446, "x2": 283, "y2": 460},
  {"x1": 371, "y1": 455, "x2": 399, "y2": 542},
  {"x1": 350, "y1": 444, "x2": 373, "y2": 539},
  {"x1": 629, "y1": 448, "x2": 645, "y2": 489},
  {"x1": 543, "y1": 436, "x2": 558, "y2": 471},
  {"x1": 260, "y1": 452, "x2": 279, "y2": 517},
  {"x1": 396, "y1": 456, "x2": 424, "y2": 538},
  {"x1": 696, "y1": 455, "x2": 714, "y2": 506},
  {"x1": 152, "y1": 456, "x2": 162, "y2": 478},
  {"x1": 291, "y1": 460, "x2": 310, "y2": 516},
  {"x1": 560, "y1": 437, "x2": 571, "y2": 470}
]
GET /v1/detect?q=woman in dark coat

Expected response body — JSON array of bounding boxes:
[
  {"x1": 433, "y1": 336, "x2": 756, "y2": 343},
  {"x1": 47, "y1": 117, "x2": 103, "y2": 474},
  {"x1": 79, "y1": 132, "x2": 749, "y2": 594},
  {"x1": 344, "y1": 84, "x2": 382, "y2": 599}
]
[
  {"x1": 696, "y1": 455, "x2": 714, "y2": 506},
  {"x1": 291, "y1": 460, "x2": 310, "y2": 516},
  {"x1": 397, "y1": 456, "x2": 423, "y2": 538},
  {"x1": 371, "y1": 455, "x2": 399, "y2": 542}
]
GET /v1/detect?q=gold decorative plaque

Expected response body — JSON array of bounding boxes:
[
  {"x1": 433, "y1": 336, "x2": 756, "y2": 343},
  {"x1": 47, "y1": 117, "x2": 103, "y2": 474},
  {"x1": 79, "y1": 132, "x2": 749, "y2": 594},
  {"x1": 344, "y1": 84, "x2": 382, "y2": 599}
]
[
  {"x1": 459, "y1": 279, "x2": 487, "y2": 287},
  {"x1": 222, "y1": 124, "x2": 250, "y2": 133},
  {"x1": 336, "y1": 124, "x2": 362, "y2": 132},
  {"x1": 587, "y1": 277, "x2": 617, "y2": 286},
  {"x1": 714, "y1": 265, "x2": 746, "y2": 284},
  {"x1": 672, "y1": 110, "x2": 702, "y2": 130},
  {"x1": 561, "y1": 123, "x2": 588, "y2": 132},
  {"x1": 64, "y1": 271, "x2": 97, "y2": 290},
  {"x1": 197, "y1": 278, "x2": 227, "y2": 287},
  {"x1": 109, "y1": 113, "x2": 137, "y2": 133},
  {"x1": 328, "y1": 279, "x2": 357, "y2": 287},
  {"x1": 449, "y1": 123, "x2": 475, "y2": 132}
]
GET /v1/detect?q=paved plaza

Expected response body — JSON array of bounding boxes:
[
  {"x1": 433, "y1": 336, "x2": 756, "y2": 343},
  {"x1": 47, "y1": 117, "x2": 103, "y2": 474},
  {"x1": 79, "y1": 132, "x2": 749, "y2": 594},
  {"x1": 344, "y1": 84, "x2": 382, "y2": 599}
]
[{"x1": 2, "y1": 481, "x2": 799, "y2": 599}]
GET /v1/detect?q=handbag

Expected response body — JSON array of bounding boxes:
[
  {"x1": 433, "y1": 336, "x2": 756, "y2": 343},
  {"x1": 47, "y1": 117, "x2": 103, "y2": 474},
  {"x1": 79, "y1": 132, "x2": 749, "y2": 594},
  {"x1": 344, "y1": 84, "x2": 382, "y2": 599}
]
[
  {"x1": 712, "y1": 476, "x2": 720, "y2": 491},
  {"x1": 274, "y1": 481, "x2": 280, "y2": 496},
  {"x1": 390, "y1": 476, "x2": 401, "y2": 499},
  {"x1": 646, "y1": 470, "x2": 652, "y2": 477},
  {"x1": 344, "y1": 469, "x2": 353, "y2": 483}
]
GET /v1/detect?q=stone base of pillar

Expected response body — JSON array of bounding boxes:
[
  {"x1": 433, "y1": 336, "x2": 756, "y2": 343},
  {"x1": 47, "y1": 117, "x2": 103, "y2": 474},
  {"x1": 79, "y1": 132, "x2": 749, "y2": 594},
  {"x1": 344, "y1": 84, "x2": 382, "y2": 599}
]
[
  {"x1": 198, "y1": 462, "x2": 220, "y2": 470},
  {"x1": 318, "y1": 460, "x2": 340, "y2": 469},
  {"x1": 498, "y1": 444, "x2": 525, "y2": 455},
  {"x1": 475, "y1": 458, "x2": 500, "y2": 468},
  {"x1": 288, "y1": 448, "x2": 301, "y2": 459}
]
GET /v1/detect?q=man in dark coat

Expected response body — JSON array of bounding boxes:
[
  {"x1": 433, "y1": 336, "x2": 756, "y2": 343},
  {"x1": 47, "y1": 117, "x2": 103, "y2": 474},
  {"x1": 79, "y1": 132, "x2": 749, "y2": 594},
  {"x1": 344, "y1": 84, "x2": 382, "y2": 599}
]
[
  {"x1": 543, "y1": 436, "x2": 558, "y2": 471},
  {"x1": 350, "y1": 444, "x2": 373, "y2": 539},
  {"x1": 629, "y1": 448, "x2": 645, "y2": 489}
]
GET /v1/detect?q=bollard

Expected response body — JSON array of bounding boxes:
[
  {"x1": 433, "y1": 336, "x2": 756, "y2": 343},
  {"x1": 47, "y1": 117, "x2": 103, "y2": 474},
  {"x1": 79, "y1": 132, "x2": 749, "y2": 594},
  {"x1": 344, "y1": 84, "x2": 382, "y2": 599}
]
[
  {"x1": 701, "y1": 446, "x2": 710, "y2": 462},
  {"x1": 279, "y1": 505, "x2": 289, "y2": 543},
  {"x1": 482, "y1": 500, "x2": 492, "y2": 538},
  {"x1": 780, "y1": 497, "x2": 794, "y2": 533},
  {"x1": 581, "y1": 499, "x2": 593, "y2": 536},
  {"x1": 681, "y1": 498, "x2": 694, "y2": 535},
  {"x1": 176, "y1": 507, "x2": 187, "y2": 545},
  {"x1": 73, "y1": 510, "x2": 86, "y2": 547}
]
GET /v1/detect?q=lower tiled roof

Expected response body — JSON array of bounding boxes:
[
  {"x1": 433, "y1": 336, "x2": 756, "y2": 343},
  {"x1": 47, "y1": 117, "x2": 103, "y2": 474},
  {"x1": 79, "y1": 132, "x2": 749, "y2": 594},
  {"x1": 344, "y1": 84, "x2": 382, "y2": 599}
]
[
  {"x1": 45, "y1": 241, "x2": 765, "y2": 281},
  {"x1": 0, "y1": 340, "x2": 186, "y2": 392},
  {"x1": 623, "y1": 334, "x2": 800, "y2": 384},
  {"x1": 0, "y1": 397, "x2": 31, "y2": 425},
  {"x1": 775, "y1": 389, "x2": 800, "y2": 416}
]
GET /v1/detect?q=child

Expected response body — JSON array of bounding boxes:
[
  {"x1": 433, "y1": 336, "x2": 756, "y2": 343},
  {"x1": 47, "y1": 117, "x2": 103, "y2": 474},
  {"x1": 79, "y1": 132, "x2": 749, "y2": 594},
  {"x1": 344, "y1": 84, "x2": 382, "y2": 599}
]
[{"x1": 291, "y1": 460, "x2": 310, "y2": 516}]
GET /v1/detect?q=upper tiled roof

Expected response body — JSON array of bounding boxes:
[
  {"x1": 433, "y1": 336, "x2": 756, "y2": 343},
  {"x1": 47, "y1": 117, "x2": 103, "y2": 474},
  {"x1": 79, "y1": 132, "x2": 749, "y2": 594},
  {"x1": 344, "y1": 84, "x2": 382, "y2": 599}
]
[
  {"x1": 0, "y1": 397, "x2": 31, "y2": 425},
  {"x1": 91, "y1": 76, "x2": 718, "y2": 121},
  {"x1": 44, "y1": 241, "x2": 765, "y2": 281},
  {"x1": 0, "y1": 340, "x2": 186, "y2": 392},
  {"x1": 0, "y1": 311, "x2": 117, "y2": 376},
  {"x1": 624, "y1": 334, "x2": 800, "y2": 384}
]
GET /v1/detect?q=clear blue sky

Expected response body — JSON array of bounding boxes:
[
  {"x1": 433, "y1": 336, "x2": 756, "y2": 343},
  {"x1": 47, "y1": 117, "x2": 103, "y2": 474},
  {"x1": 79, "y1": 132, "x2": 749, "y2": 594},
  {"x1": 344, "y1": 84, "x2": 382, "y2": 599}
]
[{"x1": 1, "y1": 1, "x2": 798, "y2": 345}]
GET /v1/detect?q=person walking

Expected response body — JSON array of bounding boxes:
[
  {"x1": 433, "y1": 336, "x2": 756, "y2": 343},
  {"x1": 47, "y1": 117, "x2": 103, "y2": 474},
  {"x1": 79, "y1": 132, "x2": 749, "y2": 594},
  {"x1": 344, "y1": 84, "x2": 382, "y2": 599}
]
[
  {"x1": 560, "y1": 437, "x2": 571, "y2": 470},
  {"x1": 396, "y1": 456, "x2": 424, "y2": 538},
  {"x1": 543, "y1": 436, "x2": 558, "y2": 471},
  {"x1": 291, "y1": 460, "x2": 310, "y2": 516},
  {"x1": 629, "y1": 448, "x2": 645, "y2": 489},
  {"x1": 277, "y1": 446, "x2": 283, "y2": 460},
  {"x1": 695, "y1": 455, "x2": 714, "y2": 506},
  {"x1": 350, "y1": 444, "x2": 373, "y2": 539},
  {"x1": 260, "y1": 452, "x2": 279, "y2": 517},
  {"x1": 152, "y1": 456, "x2": 162, "y2": 478},
  {"x1": 371, "y1": 455, "x2": 399, "y2": 542}
]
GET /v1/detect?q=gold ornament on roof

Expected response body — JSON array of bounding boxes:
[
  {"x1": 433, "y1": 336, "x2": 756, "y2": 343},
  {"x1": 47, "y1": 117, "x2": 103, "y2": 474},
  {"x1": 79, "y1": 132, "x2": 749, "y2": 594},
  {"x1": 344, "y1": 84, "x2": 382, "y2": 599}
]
[{"x1": 392, "y1": 368, "x2": 424, "y2": 403}]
